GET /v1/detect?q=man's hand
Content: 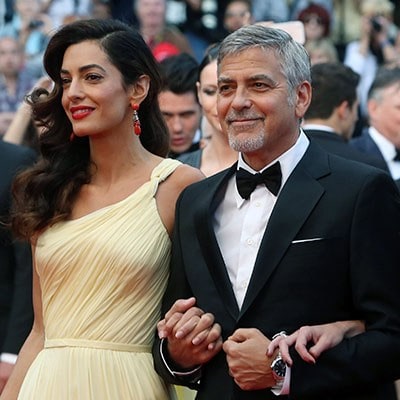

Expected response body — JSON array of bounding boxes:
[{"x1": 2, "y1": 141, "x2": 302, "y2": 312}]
[
  {"x1": 223, "y1": 328, "x2": 275, "y2": 391},
  {"x1": 157, "y1": 297, "x2": 223, "y2": 369},
  {"x1": 0, "y1": 361, "x2": 14, "y2": 393}
]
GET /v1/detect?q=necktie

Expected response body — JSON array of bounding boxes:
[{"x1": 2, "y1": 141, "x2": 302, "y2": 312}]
[
  {"x1": 236, "y1": 162, "x2": 282, "y2": 200},
  {"x1": 394, "y1": 148, "x2": 400, "y2": 162}
]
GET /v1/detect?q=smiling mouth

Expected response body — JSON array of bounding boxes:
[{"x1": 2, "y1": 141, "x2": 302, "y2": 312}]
[
  {"x1": 71, "y1": 108, "x2": 93, "y2": 120},
  {"x1": 230, "y1": 118, "x2": 261, "y2": 126}
]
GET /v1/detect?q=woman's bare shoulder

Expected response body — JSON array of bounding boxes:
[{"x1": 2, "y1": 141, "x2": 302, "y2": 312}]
[{"x1": 171, "y1": 163, "x2": 205, "y2": 192}]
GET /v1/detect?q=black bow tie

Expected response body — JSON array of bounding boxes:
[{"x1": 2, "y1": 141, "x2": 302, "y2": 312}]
[
  {"x1": 236, "y1": 162, "x2": 282, "y2": 199},
  {"x1": 394, "y1": 148, "x2": 400, "y2": 162}
]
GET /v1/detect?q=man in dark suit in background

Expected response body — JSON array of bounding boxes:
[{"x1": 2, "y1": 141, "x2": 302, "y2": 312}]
[
  {"x1": 153, "y1": 25, "x2": 400, "y2": 399},
  {"x1": 0, "y1": 140, "x2": 35, "y2": 393},
  {"x1": 303, "y1": 62, "x2": 387, "y2": 170},
  {"x1": 350, "y1": 67, "x2": 400, "y2": 189}
]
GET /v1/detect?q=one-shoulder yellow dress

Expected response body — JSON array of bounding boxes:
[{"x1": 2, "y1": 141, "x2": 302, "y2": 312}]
[{"x1": 18, "y1": 159, "x2": 181, "y2": 400}]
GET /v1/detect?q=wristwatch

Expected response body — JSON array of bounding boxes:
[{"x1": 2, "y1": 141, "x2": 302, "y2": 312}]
[{"x1": 271, "y1": 353, "x2": 286, "y2": 381}]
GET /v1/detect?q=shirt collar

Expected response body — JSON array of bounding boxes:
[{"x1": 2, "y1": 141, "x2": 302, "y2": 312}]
[{"x1": 302, "y1": 123, "x2": 335, "y2": 133}]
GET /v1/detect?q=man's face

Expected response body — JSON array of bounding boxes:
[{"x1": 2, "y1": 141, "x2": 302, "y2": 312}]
[
  {"x1": 224, "y1": 1, "x2": 251, "y2": 33},
  {"x1": 158, "y1": 90, "x2": 201, "y2": 154},
  {"x1": 217, "y1": 47, "x2": 310, "y2": 167},
  {"x1": 0, "y1": 38, "x2": 23, "y2": 77},
  {"x1": 368, "y1": 83, "x2": 400, "y2": 147}
]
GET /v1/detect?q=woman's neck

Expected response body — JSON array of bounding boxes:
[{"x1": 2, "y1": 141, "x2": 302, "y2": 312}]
[{"x1": 201, "y1": 130, "x2": 238, "y2": 177}]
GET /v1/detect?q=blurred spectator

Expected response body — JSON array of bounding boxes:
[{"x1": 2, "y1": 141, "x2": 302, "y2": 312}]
[
  {"x1": 158, "y1": 52, "x2": 201, "y2": 158},
  {"x1": 135, "y1": 0, "x2": 194, "y2": 60},
  {"x1": 179, "y1": 42, "x2": 238, "y2": 176},
  {"x1": 344, "y1": 0, "x2": 400, "y2": 121},
  {"x1": 0, "y1": 0, "x2": 53, "y2": 78},
  {"x1": 3, "y1": 75, "x2": 53, "y2": 152},
  {"x1": 0, "y1": 36, "x2": 35, "y2": 137},
  {"x1": 290, "y1": 0, "x2": 333, "y2": 21},
  {"x1": 251, "y1": 0, "x2": 289, "y2": 23},
  {"x1": 41, "y1": 0, "x2": 91, "y2": 29},
  {"x1": 331, "y1": 0, "x2": 364, "y2": 61},
  {"x1": 305, "y1": 37, "x2": 339, "y2": 65},
  {"x1": 0, "y1": 140, "x2": 35, "y2": 395},
  {"x1": 223, "y1": 0, "x2": 253, "y2": 34},
  {"x1": 178, "y1": 0, "x2": 229, "y2": 62},
  {"x1": 91, "y1": 0, "x2": 112, "y2": 20},
  {"x1": 111, "y1": 0, "x2": 137, "y2": 25},
  {"x1": 350, "y1": 66, "x2": 400, "y2": 188},
  {"x1": 303, "y1": 62, "x2": 386, "y2": 170},
  {"x1": 298, "y1": 3, "x2": 331, "y2": 42}
]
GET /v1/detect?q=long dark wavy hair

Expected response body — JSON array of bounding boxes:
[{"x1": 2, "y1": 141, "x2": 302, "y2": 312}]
[{"x1": 11, "y1": 19, "x2": 169, "y2": 240}]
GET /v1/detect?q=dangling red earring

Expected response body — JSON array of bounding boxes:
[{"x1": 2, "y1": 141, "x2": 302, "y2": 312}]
[{"x1": 132, "y1": 103, "x2": 141, "y2": 136}]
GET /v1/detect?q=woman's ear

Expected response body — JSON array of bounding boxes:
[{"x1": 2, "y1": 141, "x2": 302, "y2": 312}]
[{"x1": 130, "y1": 74, "x2": 150, "y2": 105}]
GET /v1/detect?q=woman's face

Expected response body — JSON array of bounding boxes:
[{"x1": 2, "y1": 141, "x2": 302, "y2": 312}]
[
  {"x1": 197, "y1": 60, "x2": 222, "y2": 134},
  {"x1": 60, "y1": 40, "x2": 132, "y2": 138},
  {"x1": 302, "y1": 13, "x2": 326, "y2": 41}
]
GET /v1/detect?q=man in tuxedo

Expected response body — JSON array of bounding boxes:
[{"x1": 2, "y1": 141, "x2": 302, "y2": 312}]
[
  {"x1": 158, "y1": 53, "x2": 202, "y2": 159},
  {"x1": 153, "y1": 25, "x2": 400, "y2": 399},
  {"x1": 0, "y1": 140, "x2": 35, "y2": 393},
  {"x1": 303, "y1": 62, "x2": 387, "y2": 170},
  {"x1": 350, "y1": 66, "x2": 400, "y2": 189}
]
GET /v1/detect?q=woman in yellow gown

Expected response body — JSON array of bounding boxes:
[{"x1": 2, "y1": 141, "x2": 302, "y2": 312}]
[{"x1": 1, "y1": 19, "x2": 203, "y2": 400}]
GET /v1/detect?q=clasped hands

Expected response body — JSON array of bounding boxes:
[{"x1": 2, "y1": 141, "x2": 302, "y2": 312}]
[
  {"x1": 158, "y1": 298, "x2": 365, "y2": 391},
  {"x1": 157, "y1": 297, "x2": 276, "y2": 390}
]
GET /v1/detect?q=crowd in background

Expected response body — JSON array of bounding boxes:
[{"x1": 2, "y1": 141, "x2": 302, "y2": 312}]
[
  {"x1": 1, "y1": 1, "x2": 400, "y2": 399},
  {"x1": 1, "y1": 0, "x2": 400, "y2": 147}
]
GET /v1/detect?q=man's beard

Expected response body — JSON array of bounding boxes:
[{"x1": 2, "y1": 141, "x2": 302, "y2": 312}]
[{"x1": 228, "y1": 128, "x2": 265, "y2": 152}]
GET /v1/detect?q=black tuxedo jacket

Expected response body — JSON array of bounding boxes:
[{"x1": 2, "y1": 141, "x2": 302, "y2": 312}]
[
  {"x1": 0, "y1": 141, "x2": 35, "y2": 355},
  {"x1": 153, "y1": 142, "x2": 400, "y2": 400},
  {"x1": 350, "y1": 129, "x2": 400, "y2": 190},
  {"x1": 304, "y1": 129, "x2": 387, "y2": 170}
]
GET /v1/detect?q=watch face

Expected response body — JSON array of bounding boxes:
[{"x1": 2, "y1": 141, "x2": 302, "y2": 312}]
[{"x1": 272, "y1": 358, "x2": 286, "y2": 378}]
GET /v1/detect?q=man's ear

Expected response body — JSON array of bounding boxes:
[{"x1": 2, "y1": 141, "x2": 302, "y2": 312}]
[
  {"x1": 130, "y1": 74, "x2": 150, "y2": 105},
  {"x1": 295, "y1": 80, "x2": 312, "y2": 119},
  {"x1": 337, "y1": 100, "x2": 350, "y2": 119}
]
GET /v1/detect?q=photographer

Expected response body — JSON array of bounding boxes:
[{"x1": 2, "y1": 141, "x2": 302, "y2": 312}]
[{"x1": 344, "y1": 0, "x2": 399, "y2": 126}]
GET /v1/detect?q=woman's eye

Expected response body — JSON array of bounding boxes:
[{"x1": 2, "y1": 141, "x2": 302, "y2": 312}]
[
  {"x1": 204, "y1": 88, "x2": 217, "y2": 96},
  {"x1": 86, "y1": 74, "x2": 102, "y2": 81},
  {"x1": 60, "y1": 77, "x2": 71, "y2": 86}
]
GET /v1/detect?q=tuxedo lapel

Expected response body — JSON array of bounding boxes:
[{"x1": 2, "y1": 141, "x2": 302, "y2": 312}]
[
  {"x1": 239, "y1": 143, "x2": 330, "y2": 316},
  {"x1": 194, "y1": 164, "x2": 240, "y2": 319}
]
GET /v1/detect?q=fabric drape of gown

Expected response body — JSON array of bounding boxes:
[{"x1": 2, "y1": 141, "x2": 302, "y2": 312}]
[{"x1": 18, "y1": 159, "x2": 181, "y2": 400}]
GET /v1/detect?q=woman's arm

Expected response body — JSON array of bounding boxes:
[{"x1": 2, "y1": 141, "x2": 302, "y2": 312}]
[
  {"x1": 2, "y1": 102, "x2": 33, "y2": 146},
  {"x1": 267, "y1": 320, "x2": 365, "y2": 366},
  {"x1": 3, "y1": 77, "x2": 53, "y2": 146}
]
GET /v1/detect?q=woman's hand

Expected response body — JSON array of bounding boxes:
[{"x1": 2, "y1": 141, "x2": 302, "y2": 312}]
[{"x1": 267, "y1": 320, "x2": 365, "y2": 366}]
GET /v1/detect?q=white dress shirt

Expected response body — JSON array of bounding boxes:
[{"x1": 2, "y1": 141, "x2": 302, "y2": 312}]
[
  {"x1": 213, "y1": 130, "x2": 309, "y2": 395},
  {"x1": 213, "y1": 131, "x2": 309, "y2": 309}
]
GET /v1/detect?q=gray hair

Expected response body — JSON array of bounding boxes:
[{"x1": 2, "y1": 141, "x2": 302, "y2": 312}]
[
  {"x1": 368, "y1": 66, "x2": 400, "y2": 103},
  {"x1": 218, "y1": 24, "x2": 311, "y2": 98}
]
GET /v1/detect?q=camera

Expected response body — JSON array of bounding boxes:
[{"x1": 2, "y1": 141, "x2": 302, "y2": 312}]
[
  {"x1": 28, "y1": 20, "x2": 44, "y2": 29},
  {"x1": 371, "y1": 17, "x2": 382, "y2": 33}
]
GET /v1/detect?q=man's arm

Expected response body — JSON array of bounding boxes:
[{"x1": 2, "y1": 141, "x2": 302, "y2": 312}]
[{"x1": 290, "y1": 172, "x2": 400, "y2": 397}]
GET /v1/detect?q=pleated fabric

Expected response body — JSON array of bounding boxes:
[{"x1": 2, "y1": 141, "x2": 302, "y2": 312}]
[{"x1": 18, "y1": 159, "x2": 181, "y2": 400}]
